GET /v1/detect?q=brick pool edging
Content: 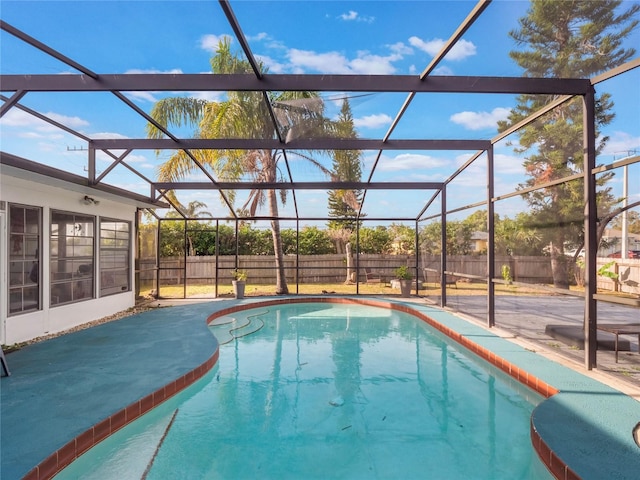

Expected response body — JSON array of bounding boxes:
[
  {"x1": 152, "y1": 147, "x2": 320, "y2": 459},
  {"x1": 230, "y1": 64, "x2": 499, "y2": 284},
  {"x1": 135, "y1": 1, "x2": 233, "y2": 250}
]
[
  {"x1": 23, "y1": 352, "x2": 219, "y2": 480},
  {"x1": 24, "y1": 297, "x2": 570, "y2": 480}
]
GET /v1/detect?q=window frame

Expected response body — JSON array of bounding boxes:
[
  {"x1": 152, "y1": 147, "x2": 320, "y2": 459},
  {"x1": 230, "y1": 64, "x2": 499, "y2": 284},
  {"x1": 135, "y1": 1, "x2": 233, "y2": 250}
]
[
  {"x1": 99, "y1": 217, "x2": 131, "y2": 297},
  {"x1": 50, "y1": 210, "x2": 95, "y2": 307},
  {"x1": 7, "y1": 203, "x2": 41, "y2": 316}
]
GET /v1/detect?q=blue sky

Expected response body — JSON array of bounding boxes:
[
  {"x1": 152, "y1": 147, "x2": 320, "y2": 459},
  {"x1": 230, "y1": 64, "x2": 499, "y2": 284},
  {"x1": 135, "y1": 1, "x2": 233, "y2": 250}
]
[{"x1": 1, "y1": 0, "x2": 638, "y2": 225}]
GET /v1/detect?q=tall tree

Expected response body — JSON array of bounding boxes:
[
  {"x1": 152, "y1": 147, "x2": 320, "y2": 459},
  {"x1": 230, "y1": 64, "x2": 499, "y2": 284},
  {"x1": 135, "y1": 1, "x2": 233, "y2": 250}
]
[
  {"x1": 494, "y1": 213, "x2": 543, "y2": 256},
  {"x1": 498, "y1": 0, "x2": 638, "y2": 288},
  {"x1": 147, "y1": 39, "x2": 331, "y2": 294},
  {"x1": 327, "y1": 99, "x2": 364, "y2": 243},
  {"x1": 420, "y1": 221, "x2": 473, "y2": 256}
]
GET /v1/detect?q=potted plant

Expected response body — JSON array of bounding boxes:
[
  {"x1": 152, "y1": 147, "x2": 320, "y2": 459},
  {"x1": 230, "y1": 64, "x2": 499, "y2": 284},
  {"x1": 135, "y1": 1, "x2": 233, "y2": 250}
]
[
  {"x1": 394, "y1": 265, "x2": 413, "y2": 297},
  {"x1": 232, "y1": 269, "x2": 247, "y2": 299}
]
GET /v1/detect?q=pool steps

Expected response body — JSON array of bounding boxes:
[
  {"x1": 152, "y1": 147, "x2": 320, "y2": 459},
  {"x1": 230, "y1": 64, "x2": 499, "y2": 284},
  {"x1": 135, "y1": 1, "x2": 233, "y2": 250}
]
[{"x1": 209, "y1": 310, "x2": 268, "y2": 344}]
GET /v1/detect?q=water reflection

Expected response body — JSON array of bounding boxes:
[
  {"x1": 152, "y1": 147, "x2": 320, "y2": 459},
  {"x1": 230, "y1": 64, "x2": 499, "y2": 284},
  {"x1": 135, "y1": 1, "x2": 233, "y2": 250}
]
[{"x1": 196, "y1": 303, "x2": 549, "y2": 479}]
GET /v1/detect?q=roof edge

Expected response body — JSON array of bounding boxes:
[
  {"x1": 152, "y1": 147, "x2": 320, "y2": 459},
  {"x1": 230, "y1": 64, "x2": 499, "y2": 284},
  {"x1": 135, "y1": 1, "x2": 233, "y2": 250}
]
[{"x1": 0, "y1": 151, "x2": 168, "y2": 209}]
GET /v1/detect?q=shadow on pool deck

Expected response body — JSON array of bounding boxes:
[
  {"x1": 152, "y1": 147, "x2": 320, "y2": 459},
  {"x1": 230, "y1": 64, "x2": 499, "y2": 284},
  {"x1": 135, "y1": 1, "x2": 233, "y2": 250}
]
[{"x1": 1, "y1": 296, "x2": 639, "y2": 480}]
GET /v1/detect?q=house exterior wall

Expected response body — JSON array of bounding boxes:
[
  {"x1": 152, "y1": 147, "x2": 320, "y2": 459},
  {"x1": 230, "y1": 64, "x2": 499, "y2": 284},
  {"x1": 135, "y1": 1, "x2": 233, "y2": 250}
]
[
  {"x1": 600, "y1": 228, "x2": 640, "y2": 256},
  {"x1": 1, "y1": 174, "x2": 137, "y2": 345}
]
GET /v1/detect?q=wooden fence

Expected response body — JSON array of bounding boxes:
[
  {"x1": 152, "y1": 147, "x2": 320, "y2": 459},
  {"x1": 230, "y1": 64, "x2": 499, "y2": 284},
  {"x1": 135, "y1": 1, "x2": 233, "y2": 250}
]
[{"x1": 139, "y1": 254, "x2": 639, "y2": 295}]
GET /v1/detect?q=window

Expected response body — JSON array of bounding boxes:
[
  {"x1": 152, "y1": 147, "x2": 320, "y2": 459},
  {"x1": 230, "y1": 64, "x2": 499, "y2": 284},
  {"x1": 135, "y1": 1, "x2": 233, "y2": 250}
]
[
  {"x1": 100, "y1": 219, "x2": 131, "y2": 296},
  {"x1": 50, "y1": 211, "x2": 94, "y2": 306},
  {"x1": 8, "y1": 204, "x2": 41, "y2": 315}
]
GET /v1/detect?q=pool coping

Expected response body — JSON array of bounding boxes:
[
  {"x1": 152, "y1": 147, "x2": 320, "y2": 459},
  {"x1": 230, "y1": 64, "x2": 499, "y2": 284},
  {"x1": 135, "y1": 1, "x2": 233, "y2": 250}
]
[{"x1": 3, "y1": 297, "x2": 640, "y2": 480}]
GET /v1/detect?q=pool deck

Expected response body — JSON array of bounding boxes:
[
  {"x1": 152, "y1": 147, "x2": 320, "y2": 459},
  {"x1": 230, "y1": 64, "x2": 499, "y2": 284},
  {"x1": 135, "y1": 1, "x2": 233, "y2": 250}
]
[{"x1": 1, "y1": 296, "x2": 639, "y2": 480}]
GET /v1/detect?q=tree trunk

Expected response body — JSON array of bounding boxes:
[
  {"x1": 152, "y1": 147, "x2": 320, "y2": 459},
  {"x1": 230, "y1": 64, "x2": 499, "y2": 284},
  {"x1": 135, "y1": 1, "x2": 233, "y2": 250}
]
[
  {"x1": 268, "y1": 189, "x2": 289, "y2": 294},
  {"x1": 344, "y1": 242, "x2": 354, "y2": 284},
  {"x1": 549, "y1": 240, "x2": 570, "y2": 289}
]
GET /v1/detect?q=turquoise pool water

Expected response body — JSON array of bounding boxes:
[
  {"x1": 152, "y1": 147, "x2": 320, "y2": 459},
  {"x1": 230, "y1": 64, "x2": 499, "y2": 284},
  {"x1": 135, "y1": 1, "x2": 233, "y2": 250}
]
[{"x1": 56, "y1": 303, "x2": 552, "y2": 479}]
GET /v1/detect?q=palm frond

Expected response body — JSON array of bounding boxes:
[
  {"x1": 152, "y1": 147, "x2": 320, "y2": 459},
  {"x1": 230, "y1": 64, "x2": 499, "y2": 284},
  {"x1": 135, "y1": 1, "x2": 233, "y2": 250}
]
[
  {"x1": 157, "y1": 150, "x2": 201, "y2": 182},
  {"x1": 146, "y1": 97, "x2": 208, "y2": 139}
]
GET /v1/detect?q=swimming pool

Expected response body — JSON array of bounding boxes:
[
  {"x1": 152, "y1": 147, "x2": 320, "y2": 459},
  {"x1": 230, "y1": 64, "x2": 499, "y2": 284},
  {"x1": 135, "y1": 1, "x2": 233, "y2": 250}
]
[{"x1": 55, "y1": 302, "x2": 552, "y2": 479}]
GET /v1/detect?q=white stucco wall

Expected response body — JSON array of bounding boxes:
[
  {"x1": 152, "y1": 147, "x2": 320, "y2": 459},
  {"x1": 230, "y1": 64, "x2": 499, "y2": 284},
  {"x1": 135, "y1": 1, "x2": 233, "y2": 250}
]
[{"x1": 1, "y1": 173, "x2": 138, "y2": 345}]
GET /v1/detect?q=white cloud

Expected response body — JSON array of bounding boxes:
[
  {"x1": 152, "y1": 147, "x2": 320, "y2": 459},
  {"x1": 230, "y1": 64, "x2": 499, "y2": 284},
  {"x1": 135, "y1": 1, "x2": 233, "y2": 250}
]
[
  {"x1": 200, "y1": 34, "x2": 232, "y2": 52},
  {"x1": 432, "y1": 65, "x2": 454, "y2": 76},
  {"x1": 90, "y1": 132, "x2": 129, "y2": 140},
  {"x1": 450, "y1": 107, "x2": 511, "y2": 130},
  {"x1": 600, "y1": 131, "x2": 640, "y2": 156},
  {"x1": 339, "y1": 11, "x2": 374, "y2": 23},
  {"x1": 349, "y1": 51, "x2": 400, "y2": 74},
  {"x1": 409, "y1": 36, "x2": 476, "y2": 61},
  {"x1": 119, "y1": 153, "x2": 150, "y2": 164},
  {"x1": 0, "y1": 110, "x2": 36, "y2": 128},
  {"x1": 340, "y1": 10, "x2": 358, "y2": 21},
  {"x1": 246, "y1": 32, "x2": 287, "y2": 50},
  {"x1": 0, "y1": 109, "x2": 89, "y2": 132},
  {"x1": 256, "y1": 54, "x2": 286, "y2": 73},
  {"x1": 125, "y1": 91, "x2": 159, "y2": 103},
  {"x1": 354, "y1": 113, "x2": 392, "y2": 129},
  {"x1": 388, "y1": 42, "x2": 413, "y2": 56},
  {"x1": 374, "y1": 153, "x2": 449, "y2": 171},
  {"x1": 45, "y1": 112, "x2": 90, "y2": 129},
  {"x1": 493, "y1": 153, "x2": 526, "y2": 175},
  {"x1": 288, "y1": 49, "x2": 350, "y2": 73},
  {"x1": 287, "y1": 48, "x2": 402, "y2": 74},
  {"x1": 248, "y1": 32, "x2": 269, "y2": 41},
  {"x1": 252, "y1": 34, "x2": 405, "y2": 75}
]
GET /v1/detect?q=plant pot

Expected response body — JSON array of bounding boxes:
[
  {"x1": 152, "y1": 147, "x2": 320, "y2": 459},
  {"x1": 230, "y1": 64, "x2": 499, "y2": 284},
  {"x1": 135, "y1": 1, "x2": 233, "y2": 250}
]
[
  {"x1": 399, "y1": 279, "x2": 412, "y2": 298},
  {"x1": 232, "y1": 280, "x2": 245, "y2": 299}
]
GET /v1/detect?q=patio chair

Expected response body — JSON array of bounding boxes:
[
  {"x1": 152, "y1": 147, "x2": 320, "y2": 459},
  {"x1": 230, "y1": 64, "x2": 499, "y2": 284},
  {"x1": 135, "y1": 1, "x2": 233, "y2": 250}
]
[
  {"x1": 364, "y1": 268, "x2": 382, "y2": 283},
  {"x1": 421, "y1": 268, "x2": 457, "y2": 288},
  {"x1": 445, "y1": 275, "x2": 458, "y2": 288}
]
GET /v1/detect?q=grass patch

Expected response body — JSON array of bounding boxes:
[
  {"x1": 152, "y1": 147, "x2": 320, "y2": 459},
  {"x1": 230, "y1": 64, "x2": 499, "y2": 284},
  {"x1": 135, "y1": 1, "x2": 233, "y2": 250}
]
[{"x1": 145, "y1": 280, "x2": 553, "y2": 299}]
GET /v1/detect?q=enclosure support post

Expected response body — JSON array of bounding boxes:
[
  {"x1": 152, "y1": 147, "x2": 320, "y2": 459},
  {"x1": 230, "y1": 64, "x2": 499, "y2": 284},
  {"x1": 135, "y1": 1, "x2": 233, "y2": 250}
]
[
  {"x1": 441, "y1": 187, "x2": 447, "y2": 307},
  {"x1": 182, "y1": 219, "x2": 187, "y2": 299},
  {"x1": 296, "y1": 219, "x2": 300, "y2": 294},
  {"x1": 487, "y1": 146, "x2": 495, "y2": 327},
  {"x1": 155, "y1": 218, "x2": 161, "y2": 298},
  {"x1": 355, "y1": 225, "x2": 360, "y2": 295},
  {"x1": 414, "y1": 219, "x2": 420, "y2": 295},
  {"x1": 583, "y1": 88, "x2": 598, "y2": 370},
  {"x1": 87, "y1": 142, "x2": 96, "y2": 185},
  {"x1": 214, "y1": 220, "x2": 219, "y2": 298},
  {"x1": 234, "y1": 220, "x2": 239, "y2": 271},
  {"x1": 134, "y1": 209, "x2": 140, "y2": 299}
]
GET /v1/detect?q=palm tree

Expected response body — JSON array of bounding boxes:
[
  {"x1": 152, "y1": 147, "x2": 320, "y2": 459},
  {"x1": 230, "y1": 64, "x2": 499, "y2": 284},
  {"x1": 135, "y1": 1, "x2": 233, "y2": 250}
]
[
  {"x1": 166, "y1": 200, "x2": 212, "y2": 219},
  {"x1": 147, "y1": 39, "x2": 332, "y2": 294},
  {"x1": 166, "y1": 201, "x2": 213, "y2": 256}
]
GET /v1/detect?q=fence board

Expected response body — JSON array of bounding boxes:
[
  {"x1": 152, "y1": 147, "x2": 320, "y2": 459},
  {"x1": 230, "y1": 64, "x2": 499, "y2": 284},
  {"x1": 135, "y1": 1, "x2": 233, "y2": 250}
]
[{"x1": 139, "y1": 254, "x2": 639, "y2": 294}]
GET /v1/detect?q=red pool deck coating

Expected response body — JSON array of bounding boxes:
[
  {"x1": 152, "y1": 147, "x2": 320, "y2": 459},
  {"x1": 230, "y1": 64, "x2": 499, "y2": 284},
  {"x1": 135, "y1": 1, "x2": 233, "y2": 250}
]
[{"x1": 17, "y1": 297, "x2": 638, "y2": 480}]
